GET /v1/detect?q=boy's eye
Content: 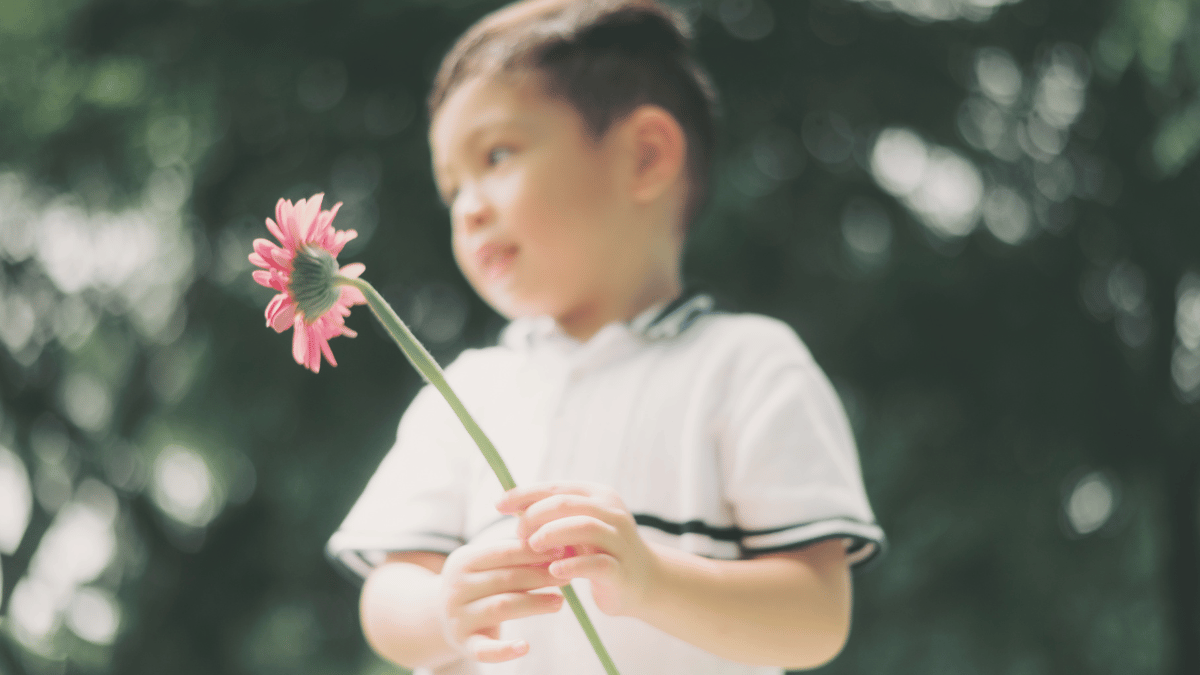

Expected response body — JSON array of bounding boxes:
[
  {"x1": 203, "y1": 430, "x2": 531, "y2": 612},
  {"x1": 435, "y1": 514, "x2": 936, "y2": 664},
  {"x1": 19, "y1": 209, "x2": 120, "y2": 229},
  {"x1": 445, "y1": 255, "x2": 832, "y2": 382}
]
[{"x1": 487, "y1": 146, "x2": 512, "y2": 166}]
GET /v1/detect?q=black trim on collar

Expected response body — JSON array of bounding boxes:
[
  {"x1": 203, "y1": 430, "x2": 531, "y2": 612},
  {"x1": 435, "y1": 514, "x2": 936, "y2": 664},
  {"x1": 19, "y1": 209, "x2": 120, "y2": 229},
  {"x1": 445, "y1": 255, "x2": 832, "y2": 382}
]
[
  {"x1": 642, "y1": 290, "x2": 715, "y2": 340},
  {"x1": 647, "y1": 289, "x2": 704, "y2": 327}
]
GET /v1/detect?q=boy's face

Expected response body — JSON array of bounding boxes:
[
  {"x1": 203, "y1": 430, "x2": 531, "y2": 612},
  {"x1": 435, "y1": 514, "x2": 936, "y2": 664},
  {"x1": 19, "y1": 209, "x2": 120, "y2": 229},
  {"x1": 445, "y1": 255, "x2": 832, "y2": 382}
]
[{"x1": 430, "y1": 74, "x2": 647, "y2": 324}]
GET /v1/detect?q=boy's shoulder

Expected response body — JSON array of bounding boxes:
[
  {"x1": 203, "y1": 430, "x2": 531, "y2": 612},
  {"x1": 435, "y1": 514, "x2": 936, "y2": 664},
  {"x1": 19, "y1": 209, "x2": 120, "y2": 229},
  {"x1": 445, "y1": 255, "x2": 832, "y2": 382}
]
[
  {"x1": 677, "y1": 311, "x2": 820, "y2": 382},
  {"x1": 692, "y1": 311, "x2": 813, "y2": 355},
  {"x1": 449, "y1": 308, "x2": 816, "y2": 374}
]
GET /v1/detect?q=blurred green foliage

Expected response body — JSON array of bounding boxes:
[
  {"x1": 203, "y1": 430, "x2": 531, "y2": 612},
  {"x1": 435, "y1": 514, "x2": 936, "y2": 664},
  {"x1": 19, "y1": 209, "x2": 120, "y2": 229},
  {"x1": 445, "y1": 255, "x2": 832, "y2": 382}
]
[{"x1": 2, "y1": 0, "x2": 1200, "y2": 674}]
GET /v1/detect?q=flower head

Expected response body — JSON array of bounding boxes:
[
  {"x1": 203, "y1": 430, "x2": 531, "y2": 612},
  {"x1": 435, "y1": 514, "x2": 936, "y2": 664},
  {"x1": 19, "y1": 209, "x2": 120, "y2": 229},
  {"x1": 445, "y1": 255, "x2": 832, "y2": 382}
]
[{"x1": 250, "y1": 193, "x2": 366, "y2": 373}]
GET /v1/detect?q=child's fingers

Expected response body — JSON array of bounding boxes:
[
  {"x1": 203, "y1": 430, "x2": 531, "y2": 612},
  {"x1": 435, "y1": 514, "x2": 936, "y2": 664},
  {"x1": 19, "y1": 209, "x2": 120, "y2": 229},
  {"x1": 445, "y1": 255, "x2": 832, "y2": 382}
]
[
  {"x1": 496, "y1": 482, "x2": 603, "y2": 514},
  {"x1": 462, "y1": 566, "x2": 560, "y2": 601},
  {"x1": 466, "y1": 635, "x2": 530, "y2": 663},
  {"x1": 527, "y1": 514, "x2": 619, "y2": 554},
  {"x1": 461, "y1": 539, "x2": 561, "y2": 572},
  {"x1": 548, "y1": 552, "x2": 619, "y2": 581},
  {"x1": 515, "y1": 492, "x2": 630, "y2": 540},
  {"x1": 463, "y1": 591, "x2": 564, "y2": 632}
]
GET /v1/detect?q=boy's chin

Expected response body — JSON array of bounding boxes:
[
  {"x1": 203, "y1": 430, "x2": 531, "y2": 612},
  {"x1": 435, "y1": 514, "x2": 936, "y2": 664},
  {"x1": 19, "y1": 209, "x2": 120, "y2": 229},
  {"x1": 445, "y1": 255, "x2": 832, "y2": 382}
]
[
  {"x1": 478, "y1": 290, "x2": 547, "y2": 322},
  {"x1": 475, "y1": 280, "x2": 580, "y2": 322}
]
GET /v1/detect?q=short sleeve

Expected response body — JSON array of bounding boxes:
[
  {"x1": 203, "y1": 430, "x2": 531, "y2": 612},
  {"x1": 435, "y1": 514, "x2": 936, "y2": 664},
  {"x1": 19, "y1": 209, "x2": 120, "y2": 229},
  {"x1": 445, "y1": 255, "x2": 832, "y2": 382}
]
[
  {"x1": 722, "y1": 321, "x2": 885, "y2": 567},
  {"x1": 326, "y1": 383, "x2": 470, "y2": 581}
]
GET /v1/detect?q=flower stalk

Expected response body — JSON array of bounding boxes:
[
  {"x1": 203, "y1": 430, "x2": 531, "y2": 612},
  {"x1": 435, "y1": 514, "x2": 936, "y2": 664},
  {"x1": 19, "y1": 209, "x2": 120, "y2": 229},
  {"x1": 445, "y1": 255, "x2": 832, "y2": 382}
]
[{"x1": 335, "y1": 274, "x2": 620, "y2": 675}]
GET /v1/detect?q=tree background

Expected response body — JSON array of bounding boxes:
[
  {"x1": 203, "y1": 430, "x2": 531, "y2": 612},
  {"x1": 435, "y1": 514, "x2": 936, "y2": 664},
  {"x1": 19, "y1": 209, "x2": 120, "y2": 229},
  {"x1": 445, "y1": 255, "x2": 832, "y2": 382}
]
[{"x1": 1, "y1": 0, "x2": 1198, "y2": 673}]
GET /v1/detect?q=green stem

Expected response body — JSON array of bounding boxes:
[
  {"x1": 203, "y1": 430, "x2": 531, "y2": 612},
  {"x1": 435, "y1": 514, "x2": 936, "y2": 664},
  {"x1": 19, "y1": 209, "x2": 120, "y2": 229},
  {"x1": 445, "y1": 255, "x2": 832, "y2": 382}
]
[{"x1": 338, "y1": 275, "x2": 621, "y2": 675}]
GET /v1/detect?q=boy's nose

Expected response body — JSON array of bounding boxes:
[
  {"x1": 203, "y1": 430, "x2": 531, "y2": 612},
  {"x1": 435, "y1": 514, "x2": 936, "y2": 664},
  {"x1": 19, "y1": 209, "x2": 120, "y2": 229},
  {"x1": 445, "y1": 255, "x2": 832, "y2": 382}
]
[{"x1": 454, "y1": 184, "x2": 491, "y2": 233}]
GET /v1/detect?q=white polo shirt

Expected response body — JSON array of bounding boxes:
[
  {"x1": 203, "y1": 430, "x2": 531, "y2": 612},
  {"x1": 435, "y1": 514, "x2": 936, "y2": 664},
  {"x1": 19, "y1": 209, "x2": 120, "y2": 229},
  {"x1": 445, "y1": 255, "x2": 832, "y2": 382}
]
[{"x1": 327, "y1": 295, "x2": 884, "y2": 675}]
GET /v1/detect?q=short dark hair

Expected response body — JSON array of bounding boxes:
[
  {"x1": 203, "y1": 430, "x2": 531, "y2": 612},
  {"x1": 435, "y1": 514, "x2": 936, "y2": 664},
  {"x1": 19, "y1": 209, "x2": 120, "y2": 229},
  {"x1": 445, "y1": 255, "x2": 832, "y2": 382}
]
[{"x1": 429, "y1": 0, "x2": 719, "y2": 228}]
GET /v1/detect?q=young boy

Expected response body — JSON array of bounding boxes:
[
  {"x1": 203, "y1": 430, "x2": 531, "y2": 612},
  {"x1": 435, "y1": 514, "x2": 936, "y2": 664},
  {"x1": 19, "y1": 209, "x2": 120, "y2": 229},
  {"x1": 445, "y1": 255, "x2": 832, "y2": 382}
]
[{"x1": 326, "y1": 1, "x2": 884, "y2": 673}]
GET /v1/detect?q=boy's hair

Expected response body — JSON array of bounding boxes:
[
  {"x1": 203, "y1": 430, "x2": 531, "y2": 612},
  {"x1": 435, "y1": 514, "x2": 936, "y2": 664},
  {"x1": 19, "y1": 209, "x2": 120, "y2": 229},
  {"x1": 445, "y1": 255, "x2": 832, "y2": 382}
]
[{"x1": 429, "y1": 0, "x2": 718, "y2": 228}]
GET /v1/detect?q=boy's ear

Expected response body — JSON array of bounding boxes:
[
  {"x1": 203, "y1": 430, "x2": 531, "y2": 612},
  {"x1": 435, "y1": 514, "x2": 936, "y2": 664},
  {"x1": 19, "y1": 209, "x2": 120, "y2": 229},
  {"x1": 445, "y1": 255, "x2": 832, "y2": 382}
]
[{"x1": 622, "y1": 105, "x2": 686, "y2": 204}]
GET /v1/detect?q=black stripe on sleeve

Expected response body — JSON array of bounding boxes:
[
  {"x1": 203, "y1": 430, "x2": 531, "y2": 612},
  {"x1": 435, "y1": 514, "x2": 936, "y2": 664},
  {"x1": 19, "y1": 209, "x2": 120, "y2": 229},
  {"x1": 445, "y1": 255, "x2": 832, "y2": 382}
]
[
  {"x1": 742, "y1": 535, "x2": 886, "y2": 570},
  {"x1": 633, "y1": 514, "x2": 742, "y2": 541},
  {"x1": 633, "y1": 514, "x2": 881, "y2": 540}
]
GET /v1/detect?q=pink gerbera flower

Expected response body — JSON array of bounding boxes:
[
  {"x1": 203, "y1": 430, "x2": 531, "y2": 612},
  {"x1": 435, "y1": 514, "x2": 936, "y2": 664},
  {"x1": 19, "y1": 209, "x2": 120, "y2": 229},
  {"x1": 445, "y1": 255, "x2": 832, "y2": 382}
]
[{"x1": 249, "y1": 193, "x2": 366, "y2": 373}]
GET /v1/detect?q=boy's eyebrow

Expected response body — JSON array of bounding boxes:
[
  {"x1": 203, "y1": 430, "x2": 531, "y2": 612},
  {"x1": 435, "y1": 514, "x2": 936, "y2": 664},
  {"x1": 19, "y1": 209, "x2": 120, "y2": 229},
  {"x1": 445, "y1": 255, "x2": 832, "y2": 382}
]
[
  {"x1": 432, "y1": 113, "x2": 528, "y2": 193},
  {"x1": 449, "y1": 113, "x2": 523, "y2": 156}
]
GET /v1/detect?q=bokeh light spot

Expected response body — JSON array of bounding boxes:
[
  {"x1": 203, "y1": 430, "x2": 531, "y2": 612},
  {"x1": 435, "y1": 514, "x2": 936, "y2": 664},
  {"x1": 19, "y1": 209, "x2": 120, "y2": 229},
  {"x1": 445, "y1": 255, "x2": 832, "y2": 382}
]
[
  {"x1": 401, "y1": 283, "x2": 468, "y2": 345},
  {"x1": 9, "y1": 577, "x2": 60, "y2": 649},
  {"x1": 752, "y1": 126, "x2": 805, "y2": 181},
  {"x1": 146, "y1": 115, "x2": 192, "y2": 167},
  {"x1": 874, "y1": 129, "x2": 983, "y2": 241},
  {"x1": 83, "y1": 56, "x2": 147, "y2": 108},
  {"x1": 870, "y1": 128, "x2": 927, "y2": 196},
  {"x1": 364, "y1": 89, "x2": 415, "y2": 137},
  {"x1": 67, "y1": 586, "x2": 122, "y2": 645},
  {"x1": 1034, "y1": 44, "x2": 1090, "y2": 129},
  {"x1": 976, "y1": 48, "x2": 1022, "y2": 106},
  {"x1": 844, "y1": 0, "x2": 1019, "y2": 22},
  {"x1": 841, "y1": 197, "x2": 893, "y2": 266},
  {"x1": 718, "y1": 0, "x2": 775, "y2": 40},
  {"x1": 61, "y1": 371, "x2": 113, "y2": 433},
  {"x1": 0, "y1": 443, "x2": 33, "y2": 554},
  {"x1": 297, "y1": 60, "x2": 347, "y2": 112},
  {"x1": 151, "y1": 444, "x2": 219, "y2": 528},
  {"x1": 1065, "y1": 471, "x2": 1116, "y2": 536},
  {"x1": 982, "y1": 185, "x2": 1032, "y2": 245},
  {"x1": 801, "y1": 111, "x2": 855, "y2": 165}
]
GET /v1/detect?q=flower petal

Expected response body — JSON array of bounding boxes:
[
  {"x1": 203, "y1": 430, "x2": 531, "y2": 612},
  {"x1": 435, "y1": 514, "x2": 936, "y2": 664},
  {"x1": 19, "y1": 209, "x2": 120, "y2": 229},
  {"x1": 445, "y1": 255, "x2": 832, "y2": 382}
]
[
  {"x1": 319, "y1": 338, "x2": 338, "y2": 368},
  {"x1": 275, "y1": 199, "x2": 288, "y2": 239},
  {"x1": 267, "y1": 270, "x2": 288, "y2": 292},
  {"x1": 329, "y1": 227, "x2": 357, "y2": 256},
  {"x1": 284, "y1": 198, "x2": 305, "y2": 246},
  {"x1": 339, "y1": 262, "x2": 365, "y2": 279},
  {"x1": 253, "y1": 238, "x2": 278, "y2": 261},
  {"x1": 271, "y1": 247, "x2": 293, "y2": 268},
  {"x1": 307, "y1": 328, "x2": 322, "y2": 372},
  {"x1": 266, "y1": 217, "x2": 288, "y2": 247},
  {"x1": 264, "y1": 293, "x2": 285, "y2": 324},
  {"x1": 252, "y1": 270, "x2": 275, "y2": 288},
  {"x1": 249, "y1": 252, "x2": 269, "y2": 268},
  {"x1": 313, "y1": 201, "x2": 342, "y2": 245},
  {"x1": 267, "y1": 295, "x2": 296, "y2": 333},
  {"x1": 292, "y1": 318, "x2": 311, "y2": 370},
  {"x1": 339, "y1": 284, "x2": 366, "y2": 307},
  {"x1": 300, "y1": 193, "x2": 324, "y2": 243}
]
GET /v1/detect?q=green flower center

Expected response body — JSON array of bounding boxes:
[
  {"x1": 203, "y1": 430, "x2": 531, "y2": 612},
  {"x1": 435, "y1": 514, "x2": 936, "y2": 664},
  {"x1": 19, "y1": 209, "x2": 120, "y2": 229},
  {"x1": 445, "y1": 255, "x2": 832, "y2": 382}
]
[{"x1": 291, "y1": 245, "x2": 340, "y2": 322}]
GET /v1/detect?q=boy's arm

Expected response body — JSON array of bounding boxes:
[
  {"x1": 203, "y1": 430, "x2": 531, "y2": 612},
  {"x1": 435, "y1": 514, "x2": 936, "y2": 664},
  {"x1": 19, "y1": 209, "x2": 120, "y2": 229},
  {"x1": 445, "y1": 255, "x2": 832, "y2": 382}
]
[
  {"x1": 360, "y1": 552, "x2": 461, "y2": 670},
  {"x1": 499, "y1": 483, "x2": 853, "y2": 670},
  {"x1": 640, "y1": 540, "x2": 851, "y2": 669},
  {"x1": 360, "y1": 543, "x2": 566, "y2": 669}
]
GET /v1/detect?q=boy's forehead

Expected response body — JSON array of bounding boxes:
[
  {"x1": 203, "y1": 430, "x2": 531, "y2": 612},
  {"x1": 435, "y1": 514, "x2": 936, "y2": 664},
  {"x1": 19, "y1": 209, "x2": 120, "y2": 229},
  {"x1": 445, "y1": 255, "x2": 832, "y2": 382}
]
[
  {"x1": 430, "y1": 74, "x2": 572, "y2": 160},
  {"x1": 434, "y1": 77, "x2": 529, "y2": 144}
]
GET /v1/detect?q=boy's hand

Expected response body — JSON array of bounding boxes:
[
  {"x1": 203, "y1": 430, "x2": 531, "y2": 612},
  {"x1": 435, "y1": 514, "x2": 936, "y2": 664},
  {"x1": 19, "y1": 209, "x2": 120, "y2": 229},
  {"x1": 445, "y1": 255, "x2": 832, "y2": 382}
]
[
  {"x1": 437, "y1": 539, "x2": 564, "y2": 663},
  {"x1": 496, "y1": 482, "x2": 660, "y2": 617}
]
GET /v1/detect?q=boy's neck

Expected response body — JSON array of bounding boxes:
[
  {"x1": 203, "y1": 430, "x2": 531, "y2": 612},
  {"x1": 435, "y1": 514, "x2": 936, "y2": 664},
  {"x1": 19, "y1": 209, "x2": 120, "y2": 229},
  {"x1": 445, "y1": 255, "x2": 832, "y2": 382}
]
[{"x1": 554, "y1": 271, "x2": 682, "y2": 343}]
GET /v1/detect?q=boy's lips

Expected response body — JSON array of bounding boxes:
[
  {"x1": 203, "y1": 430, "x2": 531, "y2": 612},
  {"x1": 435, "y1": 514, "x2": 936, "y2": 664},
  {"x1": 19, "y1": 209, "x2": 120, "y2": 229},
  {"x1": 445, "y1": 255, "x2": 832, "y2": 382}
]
[{"x1": 475, "y1": 242, "x2": 518, "y2": 281}]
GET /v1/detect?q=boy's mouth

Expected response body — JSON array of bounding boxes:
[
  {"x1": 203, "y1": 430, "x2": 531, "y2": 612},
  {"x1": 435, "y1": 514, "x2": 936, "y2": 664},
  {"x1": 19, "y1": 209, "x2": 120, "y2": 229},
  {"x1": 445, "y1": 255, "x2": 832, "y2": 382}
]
[{"x1": 475, "y1": 242, "x2": 518, "y2": 281}]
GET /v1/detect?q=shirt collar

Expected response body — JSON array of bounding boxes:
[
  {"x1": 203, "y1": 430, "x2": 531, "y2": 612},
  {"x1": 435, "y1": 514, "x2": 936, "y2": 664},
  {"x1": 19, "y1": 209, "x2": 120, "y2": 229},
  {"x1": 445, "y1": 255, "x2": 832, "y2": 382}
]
[{"x1": 499, "y1": 291, "x2": 714, "y2": 353}]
